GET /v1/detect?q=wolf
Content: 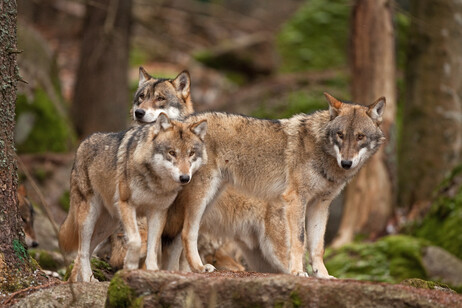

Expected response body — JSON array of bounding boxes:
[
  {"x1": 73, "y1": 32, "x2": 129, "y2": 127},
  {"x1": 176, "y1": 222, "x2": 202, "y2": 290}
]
[
  {"x1": 17, "y1": 185, "x2": 39, "y2": 248},
  {"x1": 58, "y1": 113, "x2": 207, "y2": 282},
  {"x1": 161, "y1": 93, "x2": 386, "y2": 277},
  {"x1": 132, "y1": 67, "x2": 194, "y2": 124}
]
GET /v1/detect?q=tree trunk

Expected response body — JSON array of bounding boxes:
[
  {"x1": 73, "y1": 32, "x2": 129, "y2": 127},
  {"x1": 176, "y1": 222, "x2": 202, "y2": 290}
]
[
  {"x1": 0, "y1": 0, "x2": 37, "y2": 293},
  {"x1": 331, "y1": 0, "x2": 396, "y2": 248},
  {"x1": 72, "y1": 0, "x2": 132, "y2": 138},
  {"x1": 400, "y1": 0, "x2": 462, "y2": 218}
]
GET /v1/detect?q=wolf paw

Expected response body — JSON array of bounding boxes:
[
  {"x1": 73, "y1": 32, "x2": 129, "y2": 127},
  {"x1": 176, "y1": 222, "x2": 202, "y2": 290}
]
[
  {"x1": 203, "y1": 264, "x2": 216, "y2": 273},
  {"x1": 294, "y1": 271, "x2": 309, "y2": 277}
]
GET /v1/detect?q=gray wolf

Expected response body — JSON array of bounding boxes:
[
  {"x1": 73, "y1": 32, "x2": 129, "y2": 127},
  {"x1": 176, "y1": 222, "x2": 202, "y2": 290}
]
[
  {"x1": 162, "y1": 93, "x2": 385, "y2": 277},
  {"x1": 132, "y1": 67, "x2": 194, "y2": 124},
  {"x1": 58, "y1": 113, "x2": 207, "y2": 282},
  {"x1": 18, "y1": 184, "x2": 39, "y2": 248}
]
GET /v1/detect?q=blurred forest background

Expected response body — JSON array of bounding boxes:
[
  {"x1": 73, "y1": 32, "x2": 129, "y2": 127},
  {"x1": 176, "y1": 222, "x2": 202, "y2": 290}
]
[{"x1": 3, "y1": 0, "x2": 462, "y2": 294}]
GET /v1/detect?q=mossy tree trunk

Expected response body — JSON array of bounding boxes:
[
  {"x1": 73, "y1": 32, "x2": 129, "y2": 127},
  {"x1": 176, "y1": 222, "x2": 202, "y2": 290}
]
[
  {"x1": 0, "y1": 0, "x2": 36, "y2": 292},
  {"x1": 400, "y1": 0, "x2": 462, "y2": 217},
  {"x1": 72, "y1": 0, "x2": 132, "y2": 138},
  {"x1": 332, "y1": 0, "x2": 396, "y2": 247}
]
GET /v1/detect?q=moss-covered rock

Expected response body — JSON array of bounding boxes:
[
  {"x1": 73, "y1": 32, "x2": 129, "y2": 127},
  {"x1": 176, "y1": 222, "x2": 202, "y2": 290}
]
[
  {"x1": 324, "y1": 235, "x2": 429, "y2": 283},
  {"x1": 15, "y1": 22, "x2": 76, "y2": 154},
  {"x1": 29, "y1": 249, "x2": 65, "y2": 272},
  {"x1": 400, "y1": 278, "x2": 455, "y2": 293},
  {"x1": 63, "y1": 257, "x2": 114, "y2": 282},
  {"x1": 411, "y1": 164, "x2": 462, "y2": 260},
  {"x1": 106, "y1": 272, "x2": 141, "y2": 308}
]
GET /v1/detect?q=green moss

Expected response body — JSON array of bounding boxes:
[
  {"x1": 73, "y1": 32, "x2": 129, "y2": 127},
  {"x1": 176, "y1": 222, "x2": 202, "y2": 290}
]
[
  {"x1": 411, "y1": 164, "x2": 462, "y2": 259},
  {"x1": 107, "y1": 272, "x2": 139, "y2": 308},
  {"x1": 59, "y1": 190, "x2": 70, "y2": 212},
  {"x1": 290, "y1": 291, "x2": 302, "y2": 308},
  {"x1": 400, "y1": 278, "x2": 454, "y2": 293},
  {"x1": 12, "y1": 238, "x2": 28, "y2": 263},
  {"x1": 15, "y1": 89, "x2": 76, "y2": 153},
  {"x1": 324, "y1": 235, "x2": 428, "y2": 283},
  {"x1": 63, "y1": 257, "x2": 113, "y2": 281},
  {"x1": 29, "y1": 249, "x2": 60, "y2": 271},
  {"x1": 277, "y1": 0, "x2": 349, "y2": 72}
]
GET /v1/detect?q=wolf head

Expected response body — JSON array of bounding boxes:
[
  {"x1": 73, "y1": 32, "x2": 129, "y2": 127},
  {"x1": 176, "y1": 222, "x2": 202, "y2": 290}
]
[
  {"x1": 132, "y1": 67, "x2": 194, "y2": 124},
  {"x1": 148, "y1": 113, "x2": 208, "y2": 184},
  {"x1": 324, "y1": 92, "x2": 386, "y2": 171}
]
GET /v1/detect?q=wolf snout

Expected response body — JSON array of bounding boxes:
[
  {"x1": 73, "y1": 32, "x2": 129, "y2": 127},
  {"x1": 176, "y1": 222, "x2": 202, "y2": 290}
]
[
  {"x1": 179, "y1": 175, "x2": 191, "y2": 184},
  {"x1": 135, "y1": 109, "x2": 145, "y2": 119},
  {"x1": 341, "y1": 160, "x2": 353, "y2": 170}
]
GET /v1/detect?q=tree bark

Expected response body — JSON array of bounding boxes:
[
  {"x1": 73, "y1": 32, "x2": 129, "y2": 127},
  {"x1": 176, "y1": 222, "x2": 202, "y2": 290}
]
[
  {"x1": 72, "y1": 0, "x2": 131, "y2": 138},
  {"x1": 0, "y1": 0, "x2": 36, "y2": 292},
  {"x1": 331, "y1": 0, "x2": 396, "y2": 247},
  {"x1": 400, "y1": 0, "x2": 462, "y2": 218}
]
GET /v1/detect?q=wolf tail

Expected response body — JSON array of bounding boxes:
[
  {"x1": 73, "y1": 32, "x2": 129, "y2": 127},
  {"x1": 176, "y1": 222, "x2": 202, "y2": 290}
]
[{"x1": 58, "y1": 188, "x2": 80, "y2": 253}]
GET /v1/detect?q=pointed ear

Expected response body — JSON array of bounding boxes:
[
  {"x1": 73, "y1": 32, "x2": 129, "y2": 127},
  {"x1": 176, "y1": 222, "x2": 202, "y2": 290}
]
[
  {"x1": 324, "y1": 92, "x2": 343, "y2": 119},
  {"x1": 151, "y1": 113, "x2": 172, "y2": 138},
  {"x1": 157, "y1": 113, "x2": 172, "y2": 131},
  {"x1": 139, "y1": 66, "x2": 152, "y2": 86},
  {"x1": 172, "y1": 71, "x2": 191, "y2": 98},
  {"x1": 367, "y1": 97, "x2": 386, "y2": 124},
  {"x1": 190, "y1": 119, "x2": 207, "y2": 140}
]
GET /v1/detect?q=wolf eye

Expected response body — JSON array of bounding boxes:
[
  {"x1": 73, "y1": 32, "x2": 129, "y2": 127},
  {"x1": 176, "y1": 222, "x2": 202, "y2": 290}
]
[
  {"x1": 189, "y1": 151, "x2": 195, "y2": 157},
  {"x1": 168, "y1": 150, "x2": 176, "y2": 157},
  {"x1": 157, "y1": 96, "x2": 165, "y2": 101},
  {"x1": 357, "y1": 134, "x2": 365, "y2": 141},
  {"x1": 139, "y1": 93, "x2": 145, "y2": 99},
  {"x1": 337, "y1": 132, "x2": 344, "y2": 139}
]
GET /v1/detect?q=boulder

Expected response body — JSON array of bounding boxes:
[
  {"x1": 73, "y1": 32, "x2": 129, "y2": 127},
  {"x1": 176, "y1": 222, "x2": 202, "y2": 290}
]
[{"x1": 106, "y1": 270, "x2": 462, "y2": 307}]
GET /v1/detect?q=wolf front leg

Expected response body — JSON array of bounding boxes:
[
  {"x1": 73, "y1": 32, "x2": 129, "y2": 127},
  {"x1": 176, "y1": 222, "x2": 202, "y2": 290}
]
[
  {"x1": 145, "y1": 208, "x2": 168, "y2": 270},
  {"x1": 181, "y1": 172, "x2": 223, "y2": 273},
  {"x1": 118, "y1": 200, "x2": 142, "y2": 270},
  {"x1": 306, "y1": 198, "x2": 335, "y2": 279}
]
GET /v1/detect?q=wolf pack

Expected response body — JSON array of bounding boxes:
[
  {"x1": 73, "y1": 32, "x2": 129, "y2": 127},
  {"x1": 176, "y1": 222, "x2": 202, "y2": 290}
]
[{"x1": 58, "y1": 67, "x2": 386, "y2": 282}]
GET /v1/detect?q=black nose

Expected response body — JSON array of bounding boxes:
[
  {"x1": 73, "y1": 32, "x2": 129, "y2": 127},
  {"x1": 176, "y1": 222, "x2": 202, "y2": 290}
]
[
  {"x1": 179, "y1": 175, "x2": 190, "y2": 184},
  {"x1": 31, "y1": 241, "x2": 39, "y2": 248},
  {"x1": 341, "y1": 160, "x2": 353, "y2": 170},
  {"x1": 135, "y1": 109, "x2": 145, "y2": 119}
]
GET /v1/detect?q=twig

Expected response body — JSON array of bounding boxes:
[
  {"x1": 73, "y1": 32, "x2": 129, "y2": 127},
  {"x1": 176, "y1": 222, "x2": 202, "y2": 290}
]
[{"x1": 3, "y1": 281, "x2": 66, "y2": 306}]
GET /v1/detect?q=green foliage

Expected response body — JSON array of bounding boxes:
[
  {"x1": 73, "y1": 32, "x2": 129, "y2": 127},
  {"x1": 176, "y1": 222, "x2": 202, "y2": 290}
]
[
  {"x1": 251, "y1": 83, "x2": 348, "y2": 120},
  {"x1": 277, "y1": 0, "x2": 350, "y2": 72},
  {"x1": 324, "y1": 235, "x2": 429, "y2": 283},
  {"x1": 15, "y1": 89, "x2": 76, "y2": 153},
  {"x1": 411, "y1": 164, "x2": 462, "y2": 259},
  {"x1": 59, "y1": 190, "x2": 70, "y2": 212}
]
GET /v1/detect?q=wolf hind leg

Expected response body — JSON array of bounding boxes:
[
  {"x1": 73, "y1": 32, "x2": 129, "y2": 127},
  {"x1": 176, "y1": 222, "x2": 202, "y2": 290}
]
[
  {"x1": 162, "y1": 233, "x2": 183, "y2": 270},
  {"x1": 70, "y1": 195, "x2": 102, "y2": 282}
]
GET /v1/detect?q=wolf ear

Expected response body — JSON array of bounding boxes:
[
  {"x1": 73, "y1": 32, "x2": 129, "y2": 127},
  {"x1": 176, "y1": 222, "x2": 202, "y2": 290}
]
[
  {"x1": 139, "y1": 66, "x2": 152, "y2": 86},
  {"x1": 172, "y1": 71, "x2": 191, "y2": 98},
  {"x1": 190, "y1": 119, "x2": 207, "y2": 140},
  {"x1": 151, "y1": 113, "x2": 172, "y2": 138},
  {"x1": 367, "y1": 97, "x2": 386, "y2": 125},
  {"x1": 324, "y1": 92, "x2": 343, "y2": 119}
]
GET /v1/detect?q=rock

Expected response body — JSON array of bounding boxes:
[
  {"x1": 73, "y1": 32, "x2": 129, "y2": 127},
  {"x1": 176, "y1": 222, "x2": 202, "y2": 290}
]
[
  {"x1": 400, "y1": 278, "x2": 455, "y2": 293},
  {"x1": 10, "y1": 282, "x2": 109, "y2": 308},
  {"x1": 422, "y1": 246, "x2": 462, "y2": 287},
  {"x1": 106, "y1": 270, "x2": 462, "y2": 307}
]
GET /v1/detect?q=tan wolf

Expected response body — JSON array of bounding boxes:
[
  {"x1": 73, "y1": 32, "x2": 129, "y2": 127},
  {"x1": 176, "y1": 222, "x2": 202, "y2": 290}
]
[
  {"x1": 58, "y1": 113, "x2": 207, "y2": 282},
  {"x1": 162, "y1": 93, "x2": 386, "y2": 277}
]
